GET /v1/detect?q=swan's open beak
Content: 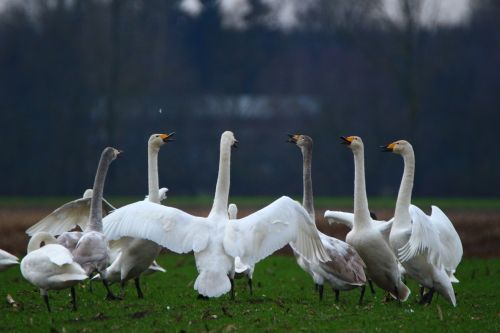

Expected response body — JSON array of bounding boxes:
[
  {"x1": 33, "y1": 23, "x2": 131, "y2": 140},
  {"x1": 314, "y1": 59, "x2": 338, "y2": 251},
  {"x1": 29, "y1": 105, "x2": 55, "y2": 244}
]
[
  {"x1": 340, "y1": 136, "x2": 353, "y2": 145},
  {"x1": 232, "y1": 140, "x2": 238, "y2": 149},
  {"x1": 380, "y1": 142, "x2": 396, "y2": 152},
  {"x1": 287, "y1": 133, "x2": 300, "y2": 144},
  {"x1": 161, "y1": 132, "x2": 175, "y2": 143}
]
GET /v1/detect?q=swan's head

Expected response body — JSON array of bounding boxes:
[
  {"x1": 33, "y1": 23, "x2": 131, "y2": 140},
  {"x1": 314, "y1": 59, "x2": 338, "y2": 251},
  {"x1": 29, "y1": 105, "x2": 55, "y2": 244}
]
[
  {"x1": 103, "y1": 147, "x2": 123, "y2": 161},
  {"x1": 381, "y1": 140, "x2": 412, "y2": 155},
  {"x1": 340, "y1": 136, "x2": 363, "y2": 151},
  {"x1": 228, "y1": 203, "x2": 238, "y2": 220},
  {"x1": 287, "y1": 134, "x2": 313, "y2": 149},
  {"x1": 158, "y1": 187, "x2": 169, "y2": 201},
  {"x1": 221, "y1": 131, "x2": 238, "y2": 149},
  {"x1": 149, "y1": 133, "x2": 175, "y2": 149}
]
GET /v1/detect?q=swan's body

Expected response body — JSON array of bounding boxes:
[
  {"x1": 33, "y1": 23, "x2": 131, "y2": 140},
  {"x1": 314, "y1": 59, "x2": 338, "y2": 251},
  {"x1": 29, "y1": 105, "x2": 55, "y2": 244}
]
[
  {"x1": 20, "y1": 232, "x2": 87, "y2": 312},
  {"x1": 104, "y1": 131, "x2": 329, "y2": 298},
  {"x1": 0, "y1": 249, "x2": 19, "y2": 272},
  {"x1": 100, "y1": 133, "x2": 174, "y2": 298},
  {"x1": 340, "y1": 136, "x2": 410, "y2": 303},
  {"x1": 383, "y1": 140, "x2": 461, "y2": 306},
  {"x1": 288, "y1": 134, "x2": 366, "y2": 301}
]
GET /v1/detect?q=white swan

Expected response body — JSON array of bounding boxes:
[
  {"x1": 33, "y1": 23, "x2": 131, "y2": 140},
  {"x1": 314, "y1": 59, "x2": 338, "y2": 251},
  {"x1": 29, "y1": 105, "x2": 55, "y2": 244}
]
[
  {"x1": 339, "y1": 136, "x2": 410, "y2": 303},
  {"x1": 382, "y1": 140, "x2": 462, "y2": 306},
  {"x1": 0, "y1": 249, "x2": 19, "y2": 272},
  {"x1": 229, "y1": 203, "x2": 255, "y2": 295},
  {"x1": 20, "y1": 232, "x2": 87, "y2": 312},
  {"x1": 100, "y1": 133, "x2": 174, "y2": 298},
  {"x1": 288, "y1": 134, "x2": 366, "y2": 302},
  {"x1": 104, "y1": 131, "x2": 330, "y2": 298},
  {"x1": 26, "y1": 189, "x2": 116, "y2": 240},
  {"x1": 324, "y1": 211, "x2": 393, "y2": 242}
]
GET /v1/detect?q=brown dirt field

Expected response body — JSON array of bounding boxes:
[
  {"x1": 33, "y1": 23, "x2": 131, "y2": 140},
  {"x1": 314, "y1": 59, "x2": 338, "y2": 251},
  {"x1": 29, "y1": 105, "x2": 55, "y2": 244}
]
[{"x1": 1, "y1": 206, "x2": 499, "y2": 258}]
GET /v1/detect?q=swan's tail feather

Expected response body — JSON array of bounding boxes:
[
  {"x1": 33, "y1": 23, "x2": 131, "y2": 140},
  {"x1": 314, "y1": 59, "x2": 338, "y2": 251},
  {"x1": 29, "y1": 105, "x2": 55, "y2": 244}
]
[{"x1": 194, "y1": 270, "x2": 231, "y2": 298}]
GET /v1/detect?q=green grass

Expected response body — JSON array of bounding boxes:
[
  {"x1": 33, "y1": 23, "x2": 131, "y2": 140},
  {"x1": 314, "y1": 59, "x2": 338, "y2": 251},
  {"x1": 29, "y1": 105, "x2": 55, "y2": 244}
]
[
  {"x1": 1, "y1": 254, "x2": 499, "y2": 332},
  {"x1": 1, "y1": 196, "x2": 499, "y2": 210}
]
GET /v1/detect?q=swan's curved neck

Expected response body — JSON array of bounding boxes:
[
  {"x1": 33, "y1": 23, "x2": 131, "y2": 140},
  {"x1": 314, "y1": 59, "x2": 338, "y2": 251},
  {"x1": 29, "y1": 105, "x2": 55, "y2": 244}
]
[
  {"x1": 27, "y1": 233, "x2": 57, "y2": 253},
  {"x1": 353, "y1": 149, "x2": 371, "y2": 229},
  {"x1": 301, "y1": 145, "x2": 315, "y2": 220},
  {"x1": 209, "y1": 141, "x2": 231, "y2": 218},
  {"x1": 394, "y1": 148, "x2": 415, "y2": 225},
  {"x1": 87, "y1": 153, "x2": 112, "y2": 232},
  {"x1": 147, "y1": 145, "x2": 160, "y2": 204}
]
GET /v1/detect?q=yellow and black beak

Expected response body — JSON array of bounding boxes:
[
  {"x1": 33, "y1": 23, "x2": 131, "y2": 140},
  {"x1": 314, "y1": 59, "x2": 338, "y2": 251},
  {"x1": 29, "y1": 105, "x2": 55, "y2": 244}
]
[
  {"x1": 232, "y1": 139, "x2": 239, "y2": 149},
  {"x1": 380, "y1": 142, "x2": 396, "y2": 152},
  {"x1": 160, "y1": 132, "x2": 175, "y2": 143},
  {"x1": 287, "y1": 133, "x2": 300, "y2": 144},
  {"x1": 340, "y1": 136, "x2": 353, "y2": 145}
]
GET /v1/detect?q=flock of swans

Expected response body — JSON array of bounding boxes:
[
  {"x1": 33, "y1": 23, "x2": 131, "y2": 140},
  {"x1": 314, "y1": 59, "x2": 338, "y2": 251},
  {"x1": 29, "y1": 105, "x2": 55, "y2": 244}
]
[{"x1": 0, "y1": 131, "x2": 462, "y2": 312}]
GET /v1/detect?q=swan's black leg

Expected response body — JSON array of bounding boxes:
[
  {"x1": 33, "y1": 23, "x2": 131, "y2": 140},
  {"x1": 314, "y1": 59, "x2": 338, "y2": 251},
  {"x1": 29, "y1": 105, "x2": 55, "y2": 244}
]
[
  {"x1": 358, "y1": 285, "x2": 366, "y2": 305},
  {"x1": 318, "y1": 284, "x2": 324, "y2": 301},
  {"x1": 102, "y1": 279, "x2": 119, "y2": 300},
  {"x1": 334, "y1": 289, "x2": 340, "y2": 303},
  {"x1": 120, "y1": 280, "x2": 126, "y2": 298},
  {"x1": 425, "y1": 288, "x2": 435, "y2": 305},
  {"x1": 247, "y1": 277, "x2": 253, "y2": 296},
  {"x1": 394, "y1": 286, "x2": 401, "y2": 306},
  {"x1": 197, "y1": 294, "x2": 209, "y2": 300},
  {"x1": 134, "y1": 277, "x2": 144, "y2": 299},
  {"x1": 230, "y1": 277, "x2": 235, "y2": 300},
  {"x1": 315, "y1": 283, "x2": 319, "y2": 292},
  {"x1": 419, "y1": 286, "x2": 425, "y2": 300},
  {"x1": 369, "y1": 280, "x2": 376, "y2": 294},
  {"x1": 71, "y1": 287, "x2": 77, "y2": 311},
  {"x1": 42, "y1": 291, "x2": 51, "y2": 313}
]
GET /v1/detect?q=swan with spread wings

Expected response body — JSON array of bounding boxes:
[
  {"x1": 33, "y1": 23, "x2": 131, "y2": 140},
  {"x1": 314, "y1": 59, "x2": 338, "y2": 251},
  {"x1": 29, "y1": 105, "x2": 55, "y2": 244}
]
[{"x1": 104, "y1": 131, "x2": 330, "y2": 298}]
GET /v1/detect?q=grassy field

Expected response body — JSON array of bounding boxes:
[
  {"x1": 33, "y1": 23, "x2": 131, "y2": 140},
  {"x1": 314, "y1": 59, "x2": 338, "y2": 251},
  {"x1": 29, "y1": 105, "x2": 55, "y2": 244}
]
[{"x1": 0, "y1": 254, "x2": 499, "y2": 333}]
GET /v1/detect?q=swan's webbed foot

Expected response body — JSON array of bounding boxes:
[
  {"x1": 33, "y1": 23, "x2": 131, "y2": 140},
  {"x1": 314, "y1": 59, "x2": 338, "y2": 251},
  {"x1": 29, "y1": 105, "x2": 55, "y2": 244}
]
[
  {"x1": 134, "y1": 277, "x2": 144, "y2": 299},
  {"x1": 358, "y1": 285, "x2": 366, "y2": 305},
  {"x1": 102, "y1": 279, "x2": 121, "y2": 301},
  {"x1": 419, "y1": 288, "x2": 435, "y2": 306}
]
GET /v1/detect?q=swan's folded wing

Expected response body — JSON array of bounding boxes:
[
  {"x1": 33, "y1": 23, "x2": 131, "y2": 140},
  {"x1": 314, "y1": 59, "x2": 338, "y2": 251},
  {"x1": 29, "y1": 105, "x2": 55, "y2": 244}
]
[
  {"x1": 398, "y1": 205, "x2": 443, "y2": 267},
  {"x1": 324, "y1": 210, "x2": 354, "y2": 229},
  {"x1": 26, "y1": 198, "x2": 92, "y2": 236},
  {"x1": 430, "y1": 205, "x2": 463, "y2": 271},
  {"x1": 223, "y1": 196, "x2": 330, "y2": 267},
  {"x1": 103, "y1": 201, "x2": 210, "y2": 254},
  {"x1": 42, "y1": 245, "x2": 75, "y2": 266}
]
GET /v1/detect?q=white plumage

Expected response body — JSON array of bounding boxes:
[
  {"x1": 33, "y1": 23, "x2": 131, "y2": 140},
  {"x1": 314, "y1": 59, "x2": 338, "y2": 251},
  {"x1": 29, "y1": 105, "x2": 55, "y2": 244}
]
[{"x1": 0, "y1": 249, "x2": 19, "y2": 272}]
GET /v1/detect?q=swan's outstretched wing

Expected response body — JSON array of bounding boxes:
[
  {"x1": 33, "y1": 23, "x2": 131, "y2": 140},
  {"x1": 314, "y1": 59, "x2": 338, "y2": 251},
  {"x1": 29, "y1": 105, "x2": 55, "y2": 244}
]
[
  {"x1": 398, "y1": 205, "x2": 443, "y2": 267},
  {"x1": 223, "y1": 196, "x2": 330, "y2": 267},
  {"x1": 26, "y1": 198, "x2": 115, "y2": 237},
  {"x1": 430, "y1": 205, "x2": 462, "y2": 278},
  {"x1": 103, "y1": 201, "x2": 210, "y2": 254}
]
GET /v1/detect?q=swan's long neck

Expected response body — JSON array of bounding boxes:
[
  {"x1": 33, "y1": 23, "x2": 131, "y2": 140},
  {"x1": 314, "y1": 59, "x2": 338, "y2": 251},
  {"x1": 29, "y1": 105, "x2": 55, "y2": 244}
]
[
  {"x1": 352, "y1": 148, "x2": 371, "y2": 229},
  {"x1": 301, "y1": 145, "x2": 315, "y2": 220},
  {"x1": 394, "y1": 147, "x2": 415, "y2": 227},
  {"x1": 209, "y1": 141, "x2": 231, "y2": 218},
  {"x1": 27, "y1": 233, "x2": 57, "y2": 253},
  {"x1": 147, "y1": 145, "x2": 160, "y2": 204},
  {"x1": 87, "y1": 153, "x2": 112, "y2": 232}
]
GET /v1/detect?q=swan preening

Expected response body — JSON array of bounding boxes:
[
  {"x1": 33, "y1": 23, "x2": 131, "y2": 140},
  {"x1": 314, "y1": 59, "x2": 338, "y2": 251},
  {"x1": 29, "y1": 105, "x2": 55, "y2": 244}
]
[
  {"x1": 382, "y1": 140, "x2": 462, "y2": 306},
  {"x1": 20, "y1": 232, "x2": 88, "y2": 312},
  {"x1": 288, "y1": 134, "x2": 366, "y2": 302},
  {"x1": 104, "y1": 131, "x2": 330, "y2": 298},
  {"x1": 0, "y1": 249, "x2": 19, "y2": 272},
  {"x1": 339, "y1": 136, "x2": 410, "y2": 303}
]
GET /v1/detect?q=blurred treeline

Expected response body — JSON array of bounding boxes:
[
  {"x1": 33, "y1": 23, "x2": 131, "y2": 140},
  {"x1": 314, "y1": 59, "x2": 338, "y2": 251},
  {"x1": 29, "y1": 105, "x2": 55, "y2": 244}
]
[{"x1": 0, "y1": 0, "x2": 498, "y2": 198}]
